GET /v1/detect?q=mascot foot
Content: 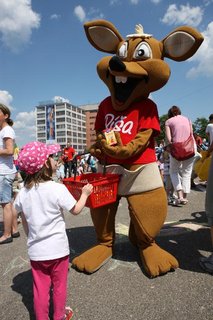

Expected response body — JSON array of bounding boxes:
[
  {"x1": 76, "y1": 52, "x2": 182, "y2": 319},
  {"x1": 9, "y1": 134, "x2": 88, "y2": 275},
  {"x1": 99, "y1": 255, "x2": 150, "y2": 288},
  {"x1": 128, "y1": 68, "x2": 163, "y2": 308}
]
[
  {"x1": 72, "y1": 245, "x2": 112, "y2": 273},
  {"x1": 140, "y1": 243, "x2": 179, "y2": 277}
]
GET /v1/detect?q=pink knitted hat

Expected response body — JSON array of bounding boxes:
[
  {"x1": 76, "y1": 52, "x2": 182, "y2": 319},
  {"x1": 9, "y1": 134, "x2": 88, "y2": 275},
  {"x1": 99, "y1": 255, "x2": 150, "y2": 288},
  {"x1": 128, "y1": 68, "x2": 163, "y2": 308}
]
[{"x1": 17, "y1": 141, "x2": 61, "y2": 174}]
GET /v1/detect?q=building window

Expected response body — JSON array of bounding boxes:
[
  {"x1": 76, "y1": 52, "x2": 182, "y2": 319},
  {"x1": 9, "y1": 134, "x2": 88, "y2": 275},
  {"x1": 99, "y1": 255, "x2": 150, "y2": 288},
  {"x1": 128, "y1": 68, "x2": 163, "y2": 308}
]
[
  {"x1": 37, "y1": 120, "x2": 45, "y2": 125},
  {"x1": 57, "y1": 117, "x2": 65, "y2": 123},
  {"x1": 57, "y1": 138, "x2": 66, "y2": 143},
  {"x1": 37, "y1": 106, "x2": 45, "y2": 111},
  {"x1": 56, "y1": 124, "x2": 65, "y2": 129},
  {"x1": 37, "y1": 133, "x2": 46, "y2": 138},
  {"x1": 56, "y1": 111, "x2": 65, "y2": 116},
  {"x1": 37, "y1": 126, "x2": 46, "y2": 131},
  {"x1": 57, "y1": 131, "x2": 66, "y2": 136},
  {"x1": 37, "y1": 113, "x2": 45, "y2": 118}
]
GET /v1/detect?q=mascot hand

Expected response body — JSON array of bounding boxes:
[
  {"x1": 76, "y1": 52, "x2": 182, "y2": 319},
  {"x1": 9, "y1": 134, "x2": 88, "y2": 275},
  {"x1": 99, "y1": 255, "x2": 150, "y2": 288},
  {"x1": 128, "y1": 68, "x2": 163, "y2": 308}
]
[
  {"x1": 101, "y1": 129, "x2": 153, "y2": 159},
  {"x1": 89, "y1": 132, "x2": 105, "y2": 160}
]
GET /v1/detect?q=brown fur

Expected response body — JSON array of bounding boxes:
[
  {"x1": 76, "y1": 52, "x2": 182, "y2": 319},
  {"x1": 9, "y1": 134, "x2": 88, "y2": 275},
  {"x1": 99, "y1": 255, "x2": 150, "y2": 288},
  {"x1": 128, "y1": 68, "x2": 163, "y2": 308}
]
[{"x1": 72, "y1": 20, "x2": 203, "y2": 277}]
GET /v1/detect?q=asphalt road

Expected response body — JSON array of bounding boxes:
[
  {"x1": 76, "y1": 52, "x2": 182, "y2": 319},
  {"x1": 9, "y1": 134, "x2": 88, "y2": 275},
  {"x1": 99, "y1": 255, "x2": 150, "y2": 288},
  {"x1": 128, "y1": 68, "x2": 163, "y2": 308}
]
[{"x1": 0, "y1": 183, "x2": 212, "y2": 320}]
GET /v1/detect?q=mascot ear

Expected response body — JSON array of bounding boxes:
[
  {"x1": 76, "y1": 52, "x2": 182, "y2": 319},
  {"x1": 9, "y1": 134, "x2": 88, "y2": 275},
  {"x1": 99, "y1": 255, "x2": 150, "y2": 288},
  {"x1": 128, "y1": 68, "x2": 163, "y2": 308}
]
[
  {"x1": 162, "y1": 26, "x2": 203, "y2": 61},
  {"x1": 84, "y1": 19, "x2": 124, "y2": 53}
]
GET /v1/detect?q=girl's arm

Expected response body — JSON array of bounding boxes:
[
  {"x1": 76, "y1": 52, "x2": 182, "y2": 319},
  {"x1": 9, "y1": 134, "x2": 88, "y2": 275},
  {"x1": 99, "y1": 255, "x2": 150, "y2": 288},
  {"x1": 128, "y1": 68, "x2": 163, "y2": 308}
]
[
  {"x1": 21, "y1": 213, "x2": 29, "y2": 236},
  {"x1": 70, "y1": 183, "x2": 93, "y2": 215},
  {"x1": 0, "y1": 137, "x2": 14, "y2": 156}
]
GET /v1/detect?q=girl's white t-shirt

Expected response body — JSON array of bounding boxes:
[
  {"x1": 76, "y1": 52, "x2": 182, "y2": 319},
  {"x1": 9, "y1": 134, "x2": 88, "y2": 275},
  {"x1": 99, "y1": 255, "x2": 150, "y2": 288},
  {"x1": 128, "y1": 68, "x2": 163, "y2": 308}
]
[
  {"x1": 14, "y1": 181, "x2": 77, "y2": 261},
  {"x1": 0, "y1": 125, "x2": 17, "y2": 174}
]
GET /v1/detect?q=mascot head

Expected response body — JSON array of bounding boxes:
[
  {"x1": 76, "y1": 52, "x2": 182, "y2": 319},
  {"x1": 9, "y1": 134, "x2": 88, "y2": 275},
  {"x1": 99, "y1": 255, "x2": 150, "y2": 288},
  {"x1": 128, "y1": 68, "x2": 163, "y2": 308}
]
[{"x1": 84, "y1": 20, "x2": 203, "y2": 111}]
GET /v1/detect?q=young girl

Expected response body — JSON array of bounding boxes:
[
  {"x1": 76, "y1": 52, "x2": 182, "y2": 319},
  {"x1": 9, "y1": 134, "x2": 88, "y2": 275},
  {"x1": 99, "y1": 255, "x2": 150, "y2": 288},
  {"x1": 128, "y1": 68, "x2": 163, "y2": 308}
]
[{"x1": 14, "y1": 141, "x2": 93, "y2": 320}]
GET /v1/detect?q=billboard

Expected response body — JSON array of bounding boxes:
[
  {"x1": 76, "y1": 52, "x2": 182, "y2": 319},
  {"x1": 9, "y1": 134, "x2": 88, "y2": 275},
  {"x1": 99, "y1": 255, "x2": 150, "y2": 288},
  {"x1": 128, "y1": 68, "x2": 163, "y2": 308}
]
[{"x1": 46, "y1": 105, "x2": 56, "y2": 143}]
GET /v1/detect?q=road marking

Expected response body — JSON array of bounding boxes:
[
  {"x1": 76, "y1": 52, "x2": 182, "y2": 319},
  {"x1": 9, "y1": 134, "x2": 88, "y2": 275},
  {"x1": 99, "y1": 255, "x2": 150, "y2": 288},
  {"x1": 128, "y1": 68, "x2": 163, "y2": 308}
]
[{"x1": 3, "y1": 256, "x2": 29, "y2": 276}]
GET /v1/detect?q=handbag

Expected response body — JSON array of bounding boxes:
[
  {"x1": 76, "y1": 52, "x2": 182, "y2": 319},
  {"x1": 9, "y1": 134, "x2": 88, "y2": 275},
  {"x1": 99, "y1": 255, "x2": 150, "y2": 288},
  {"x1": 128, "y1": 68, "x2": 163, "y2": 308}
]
[{"x1": 170, "y1": 119, "x2": 195, "y2": 161}]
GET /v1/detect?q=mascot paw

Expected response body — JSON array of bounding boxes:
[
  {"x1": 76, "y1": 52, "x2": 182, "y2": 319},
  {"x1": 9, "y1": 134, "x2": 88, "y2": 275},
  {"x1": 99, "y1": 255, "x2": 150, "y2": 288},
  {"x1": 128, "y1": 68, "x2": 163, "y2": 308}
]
[
  {"x1": 72, "y1": 245, "x2": 112, "y2": 273},
  {"x1": 140, "y1": 243, "x2": 179, "y2": 277}
]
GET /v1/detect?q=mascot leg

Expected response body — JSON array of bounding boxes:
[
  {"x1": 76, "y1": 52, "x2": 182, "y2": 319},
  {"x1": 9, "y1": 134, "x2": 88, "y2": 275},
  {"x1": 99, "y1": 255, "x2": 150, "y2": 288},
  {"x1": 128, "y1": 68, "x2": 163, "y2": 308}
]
[
  {"x1": 127, "y1": 187, "x2": 179, "y2": 277},
  {"x1": 72, "y1": 199, "x2": 119, "y2": 273}
]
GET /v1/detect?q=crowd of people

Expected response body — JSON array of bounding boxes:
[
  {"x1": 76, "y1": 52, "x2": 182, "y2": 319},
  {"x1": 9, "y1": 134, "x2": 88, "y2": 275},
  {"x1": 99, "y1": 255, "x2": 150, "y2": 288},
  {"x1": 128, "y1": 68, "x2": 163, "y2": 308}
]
[
  {"x1": 0, "y1": 102, "x2": 213, "y2": 318},
  {"x1": 56, "y1": 147, "x2": 97, "y2": 180}
]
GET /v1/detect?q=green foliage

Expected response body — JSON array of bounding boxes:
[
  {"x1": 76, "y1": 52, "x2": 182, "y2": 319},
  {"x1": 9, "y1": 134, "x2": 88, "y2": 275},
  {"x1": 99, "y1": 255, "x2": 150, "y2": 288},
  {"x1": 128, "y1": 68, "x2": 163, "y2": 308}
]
[
  {"x1": 193, "y1": 117, "x2": 208, "y2": 138},
  {"x1": 156, "y1": 114, "x2": 168, "y2": 145}
]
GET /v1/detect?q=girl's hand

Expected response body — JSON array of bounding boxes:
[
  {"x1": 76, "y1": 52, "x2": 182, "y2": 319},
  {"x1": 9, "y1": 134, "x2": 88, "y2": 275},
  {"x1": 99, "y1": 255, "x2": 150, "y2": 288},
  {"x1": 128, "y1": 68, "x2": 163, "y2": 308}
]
[{"x1": 82, "y1": 183, "x2": 93, "y2": 196}]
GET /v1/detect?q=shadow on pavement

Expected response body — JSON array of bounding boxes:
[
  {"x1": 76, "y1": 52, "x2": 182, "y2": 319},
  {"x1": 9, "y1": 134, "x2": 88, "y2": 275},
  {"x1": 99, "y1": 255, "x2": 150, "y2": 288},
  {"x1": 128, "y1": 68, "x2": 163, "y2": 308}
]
[
  {"x1": 67, "y1": 211, "x2": 211, "y2": 276},
  {"x1": 158, "y1": 210, "x2": 211, "y2": 274},
  {"x1": 66, "y1": 226, "x2": 97, "y2": 261},
  {"x1": 11, "y1": 269, "x2": 34, "y2": 320}
]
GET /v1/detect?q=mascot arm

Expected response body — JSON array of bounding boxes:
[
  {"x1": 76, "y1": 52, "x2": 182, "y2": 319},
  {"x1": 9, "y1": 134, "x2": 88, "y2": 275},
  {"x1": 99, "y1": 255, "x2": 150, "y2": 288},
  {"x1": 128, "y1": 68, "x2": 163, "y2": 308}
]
[
  {"x1": 89, "y1": 131, "x2": 105, "y2": 159},
  {"x1": 100, "y1": 129, "x2": 153, "y2": 159}
]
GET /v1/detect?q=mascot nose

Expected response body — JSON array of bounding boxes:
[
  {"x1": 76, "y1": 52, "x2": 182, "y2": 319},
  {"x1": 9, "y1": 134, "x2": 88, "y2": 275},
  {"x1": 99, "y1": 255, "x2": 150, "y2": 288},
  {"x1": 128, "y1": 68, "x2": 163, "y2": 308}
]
[{"x1": 109, "y1": 56, "x2": 126, "y2": 72}]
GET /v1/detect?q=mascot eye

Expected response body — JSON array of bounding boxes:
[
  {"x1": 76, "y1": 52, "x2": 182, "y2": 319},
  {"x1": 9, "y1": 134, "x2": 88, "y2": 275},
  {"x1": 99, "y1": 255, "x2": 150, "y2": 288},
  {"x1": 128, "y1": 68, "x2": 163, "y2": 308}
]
[
  {"x1": 118, "y1": 42, "x2": 128, "y2": 58},
  {"x1": 134, "y1": 42, "x2": 152, "y2": 60}
]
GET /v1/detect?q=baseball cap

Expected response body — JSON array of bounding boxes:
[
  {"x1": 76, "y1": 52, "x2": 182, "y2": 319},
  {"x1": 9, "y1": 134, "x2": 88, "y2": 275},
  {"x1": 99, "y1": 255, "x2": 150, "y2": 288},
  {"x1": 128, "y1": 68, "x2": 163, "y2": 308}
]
[{"x1": 17, "y1": 141, "x2": 61, "y2": 174}]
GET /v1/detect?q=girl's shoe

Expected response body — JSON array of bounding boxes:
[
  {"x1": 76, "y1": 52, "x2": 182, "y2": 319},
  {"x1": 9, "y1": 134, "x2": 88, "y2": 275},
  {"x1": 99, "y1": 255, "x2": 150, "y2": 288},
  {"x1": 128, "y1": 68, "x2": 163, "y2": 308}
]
[{"x1": 64, "y1": 307, "x2": 74, "y2": 320}]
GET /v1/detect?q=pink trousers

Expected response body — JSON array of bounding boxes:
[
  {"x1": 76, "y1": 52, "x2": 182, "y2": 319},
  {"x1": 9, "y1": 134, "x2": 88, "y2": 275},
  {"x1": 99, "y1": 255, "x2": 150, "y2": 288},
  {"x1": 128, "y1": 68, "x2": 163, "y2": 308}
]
[{"x1": 31, "y1": 255, "x2": 69, "y2": 320}]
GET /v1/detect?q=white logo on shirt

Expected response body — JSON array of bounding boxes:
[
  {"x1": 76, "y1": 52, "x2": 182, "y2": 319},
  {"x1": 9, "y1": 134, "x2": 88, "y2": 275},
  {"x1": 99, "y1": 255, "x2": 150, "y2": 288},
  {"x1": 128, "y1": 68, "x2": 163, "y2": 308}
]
[{"x1": 105, "y1": 114, "x2": 133, "y2": 135}]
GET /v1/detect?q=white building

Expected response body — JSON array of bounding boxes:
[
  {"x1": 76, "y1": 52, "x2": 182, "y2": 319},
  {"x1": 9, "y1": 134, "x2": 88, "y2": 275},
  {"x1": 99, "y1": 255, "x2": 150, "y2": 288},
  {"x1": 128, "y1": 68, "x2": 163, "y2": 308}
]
[{"x1": 35, "y1": 100, "x2": 87, "y2": 153}]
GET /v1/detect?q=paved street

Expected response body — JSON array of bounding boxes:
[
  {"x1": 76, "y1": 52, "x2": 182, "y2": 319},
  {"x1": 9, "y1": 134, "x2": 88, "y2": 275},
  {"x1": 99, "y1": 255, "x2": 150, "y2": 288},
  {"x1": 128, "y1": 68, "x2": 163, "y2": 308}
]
[{"x1": 0, "y1": 183, "x2": 212, "y2": 320}]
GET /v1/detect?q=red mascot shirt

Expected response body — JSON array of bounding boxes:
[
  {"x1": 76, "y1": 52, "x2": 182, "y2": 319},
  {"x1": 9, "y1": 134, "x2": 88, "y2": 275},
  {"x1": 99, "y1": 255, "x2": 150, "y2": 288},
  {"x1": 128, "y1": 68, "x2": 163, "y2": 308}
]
[{"x1": 95, "y1": 97, "x2": 160, "y2": 165}]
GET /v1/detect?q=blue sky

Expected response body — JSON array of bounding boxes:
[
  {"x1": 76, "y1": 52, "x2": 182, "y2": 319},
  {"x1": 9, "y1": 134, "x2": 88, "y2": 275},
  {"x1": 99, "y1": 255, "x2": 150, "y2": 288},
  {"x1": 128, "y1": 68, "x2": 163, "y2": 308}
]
[{"x1": 0, "y1": 0, "x2": 212, "y2": 146}]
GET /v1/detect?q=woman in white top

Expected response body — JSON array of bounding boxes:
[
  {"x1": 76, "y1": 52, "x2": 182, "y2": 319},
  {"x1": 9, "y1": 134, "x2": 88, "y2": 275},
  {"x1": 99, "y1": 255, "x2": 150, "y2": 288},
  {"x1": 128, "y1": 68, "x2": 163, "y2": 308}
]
[
  {"x1": 0, "y1": 104, "x2": 17, "y2": 244},
  {"x1": 206, "y1": 114, "x2": 213, "y2": 147}
]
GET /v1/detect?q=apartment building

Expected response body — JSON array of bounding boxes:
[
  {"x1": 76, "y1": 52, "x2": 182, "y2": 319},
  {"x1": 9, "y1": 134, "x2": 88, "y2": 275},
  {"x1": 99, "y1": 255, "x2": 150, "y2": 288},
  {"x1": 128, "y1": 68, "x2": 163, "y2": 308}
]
[
  {"x1": 35, "y1": 101, "x2": 99, "y2": 153},
  {"x1": 79, "y1": 103, "x2": 98, "y2": 149}
]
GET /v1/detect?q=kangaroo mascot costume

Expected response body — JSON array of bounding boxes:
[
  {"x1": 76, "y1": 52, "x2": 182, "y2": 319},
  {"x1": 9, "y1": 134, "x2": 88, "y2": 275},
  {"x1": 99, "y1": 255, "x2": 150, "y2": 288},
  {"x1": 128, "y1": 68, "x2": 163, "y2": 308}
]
[{"x1": 72, "y1": 20, "x2": 203, "y2": 277}]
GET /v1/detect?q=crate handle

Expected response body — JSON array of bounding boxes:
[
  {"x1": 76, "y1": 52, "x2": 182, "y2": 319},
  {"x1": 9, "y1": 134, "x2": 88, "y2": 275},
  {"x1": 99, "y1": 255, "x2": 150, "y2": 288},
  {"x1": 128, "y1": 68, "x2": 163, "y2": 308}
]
[{"x1": 102, "y1": 156, "x2": 106, "y2": 176}]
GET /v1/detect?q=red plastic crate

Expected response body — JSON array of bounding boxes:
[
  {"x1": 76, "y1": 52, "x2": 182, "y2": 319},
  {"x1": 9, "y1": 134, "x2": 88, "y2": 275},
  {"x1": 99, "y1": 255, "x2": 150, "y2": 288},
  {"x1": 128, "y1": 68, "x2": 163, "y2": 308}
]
[{"x1": 63, "y1": 173, "x2": 120, "y2": 208}]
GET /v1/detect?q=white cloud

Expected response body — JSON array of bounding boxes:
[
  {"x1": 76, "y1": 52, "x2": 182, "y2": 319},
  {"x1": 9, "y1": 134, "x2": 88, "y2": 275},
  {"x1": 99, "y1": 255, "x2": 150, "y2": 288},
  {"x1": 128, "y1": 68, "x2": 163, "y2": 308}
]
[
  {"x1": 74, "y1": 5, "x2": 104, "y2": 23},
  {"x1": 0, "y1": 0, "x2": 40, "y2": 52},
  {"x1": 187, "y1": 21, "x2": 213, "y2": 78},
  {"x1": 110, "y1": 0, "x2": 120, "y2": 4},
  {"x1": 74, "y1": 5, "x2": 86, "y2": 23},
  {"x1": 53, "y1": 96, "x2": 70, "y2": 103},
  {"x1": 150, "y1": 0, "x2": 161, "y2": 4},
  {"x1": 50, "y1": 14, "x2": 61, "y2": 20},
  {"x1": 130, "y1": 0, "x2": 139, "y2": 4},
  {"x1": 14, "y1": 111, "x2": 36, "y2": 146},
  {"x1": 203, "y1": 0, "x2": 213, "y2": 6},
  {"x1": 0, "y1": 91, "x2": 36, "y2": 145},
  {"x1": 0, "y1": 90, "x2": 13, "y2": 109},
  {"x1": 161, "y1": 4, "x2": 203, "y2": 27}
]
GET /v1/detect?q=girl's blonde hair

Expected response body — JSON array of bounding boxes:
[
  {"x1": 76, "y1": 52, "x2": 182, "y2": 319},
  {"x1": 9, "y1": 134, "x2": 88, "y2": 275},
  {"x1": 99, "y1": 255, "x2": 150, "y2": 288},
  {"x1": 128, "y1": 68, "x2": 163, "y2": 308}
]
[
  {"x1": 0, "y1": 103, "x2": 13, "y2": 126},
  {"x1": 24, "y1": 158, "x2": 53, "y2": 189}
]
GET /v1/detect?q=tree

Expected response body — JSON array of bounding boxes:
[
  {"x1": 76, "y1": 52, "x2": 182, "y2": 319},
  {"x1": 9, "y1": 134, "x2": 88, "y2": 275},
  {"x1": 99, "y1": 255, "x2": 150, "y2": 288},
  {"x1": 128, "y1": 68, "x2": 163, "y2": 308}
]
[
  {"x1": 156, "y1": 114, "x2": 168, "y2": 145},
  {"x1": 193, "y1": 117, "x2": 208, "y2": 138}
]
